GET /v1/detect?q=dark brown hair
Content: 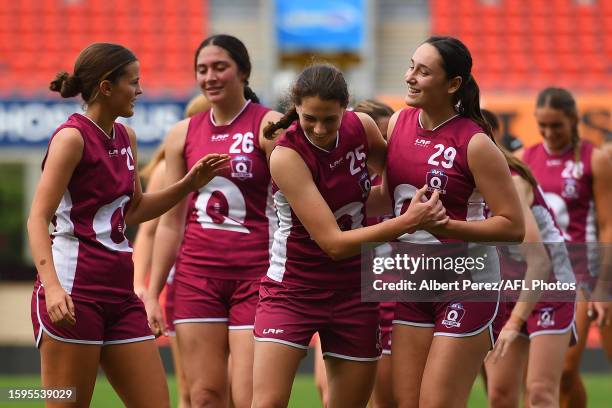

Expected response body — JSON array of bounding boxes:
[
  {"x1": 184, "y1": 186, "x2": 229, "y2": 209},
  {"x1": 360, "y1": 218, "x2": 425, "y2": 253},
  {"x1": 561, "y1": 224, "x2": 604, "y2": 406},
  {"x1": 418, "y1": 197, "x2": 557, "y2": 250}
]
[
  {"x1": 353, "y1": 99, "x2": 394, "y2": 123},
  {"x1": 536, "y1": 87, "x2": 581, "y2": 165},
  {"x1": 263, "y1": 64, "x2": 349, "y2": 139},
  {"x1": 425, "y1": 36, "x2": 492, "y2": 139},
  {"x1": 480, "y1": 109, "x2": 500, "y2": 133},
  {"x1": 501, "y1": 147, "x2": 539, "y2": 188},
  {"x1": 49, "y1": 43, "x2": 137, "y2": 104},
  {"x1": 194, "y1": 34, "x2": 259, "y2": 103}
]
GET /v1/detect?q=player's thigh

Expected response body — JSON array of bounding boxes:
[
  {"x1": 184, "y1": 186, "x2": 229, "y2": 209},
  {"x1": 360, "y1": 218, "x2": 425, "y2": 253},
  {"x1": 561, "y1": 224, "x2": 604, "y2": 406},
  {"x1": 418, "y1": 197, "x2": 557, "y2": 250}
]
[
  {"x1": 39, "y1": 333, "x2": 101, "y2": 408},
  {"x1": 391, "y1": 324, "x2": 433, "y2": 406},
  {"x1": 484, "y1": 335, "x2": 529, "y2": 406},
  {"x1": 371, "y1": 354, "x2": 394, "y2": 408},
  {"x1": 175, "y1": 322, "x2": 229, "y2": 390},
  {"x1": 419, "y1": 330, "x2": 491, "y2": 408},
  {"x1": 325, "y1": 357, "x2": 377, "y2": 408},
  {"x1": 252, "y1": 340, "x2": 305, "y2": 408},
  {"x1": 228, "y1": 328, "x2": 254, "y2": 407},
  {"x1": 527, "y1": 332, "x2": 571, "y2": 398},
  {"x1": 100, "y1": 339, "x2": 169, "y2": 408}
]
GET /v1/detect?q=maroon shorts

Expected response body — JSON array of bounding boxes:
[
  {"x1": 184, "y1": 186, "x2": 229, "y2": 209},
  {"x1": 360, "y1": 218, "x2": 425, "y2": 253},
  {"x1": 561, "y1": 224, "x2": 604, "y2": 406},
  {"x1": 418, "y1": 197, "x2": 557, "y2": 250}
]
[
  {"x1": 393, "y1": 299, "x2": 499, "y2": 346},
  {"x1": 379, "y1": 302, "x2": 395, "y2": 354},
  {"x1": 254, "y1": 277, "x2": 381, "y2": 361},
  {"x1": 496, "y1": 301, "x2": 577, "y2": 344},
  {"x1": 173, "y1": 276, "x2": 259, "y2": 329},
  {"x1": 32, "y1": 284, "x2": 154, "y2": 347},
  {"x1": 164, "y1": 279, "x2": 176, "y2": 335}
]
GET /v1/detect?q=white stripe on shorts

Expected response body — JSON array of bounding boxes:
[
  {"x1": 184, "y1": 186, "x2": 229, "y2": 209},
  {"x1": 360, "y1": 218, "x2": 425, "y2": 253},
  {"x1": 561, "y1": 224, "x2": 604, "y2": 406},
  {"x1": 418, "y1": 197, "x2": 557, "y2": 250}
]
[
  {"x1": 253, "y1": 336, "x2": 309, "y2": 350},
  {"x1": 392, "y1": 320, "x2": 435, "y2": 328},
  {"x1": 322, "y1": 352, "x2": 380, "y2": 362},
  {"x1": 228, "y1": 325, "x2": 254, "y2": 330},
  {"x1": 173, "y1": 318, "x2": 229, "y2": 325},
  {"x1": 103, "y1": 335, "x2": 156, "y2": 346}
]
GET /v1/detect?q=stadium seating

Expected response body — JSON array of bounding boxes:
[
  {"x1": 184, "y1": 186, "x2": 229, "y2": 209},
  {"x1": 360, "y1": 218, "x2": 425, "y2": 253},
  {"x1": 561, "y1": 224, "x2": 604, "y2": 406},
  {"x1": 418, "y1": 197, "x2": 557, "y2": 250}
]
[
  {"x1": 430, "y1": 0, "x2": 611, "y2": 93},
  {"x1": 0, "y1": 0, "x2": 208, "y2": 98}
]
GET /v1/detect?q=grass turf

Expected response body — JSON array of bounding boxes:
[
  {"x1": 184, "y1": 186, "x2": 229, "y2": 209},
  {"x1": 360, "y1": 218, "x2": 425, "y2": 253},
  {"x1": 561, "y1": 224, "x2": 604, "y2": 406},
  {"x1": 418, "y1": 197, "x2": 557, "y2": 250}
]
[{"x1": 0, "y1": 373, "x2": 610, "y2": 407}]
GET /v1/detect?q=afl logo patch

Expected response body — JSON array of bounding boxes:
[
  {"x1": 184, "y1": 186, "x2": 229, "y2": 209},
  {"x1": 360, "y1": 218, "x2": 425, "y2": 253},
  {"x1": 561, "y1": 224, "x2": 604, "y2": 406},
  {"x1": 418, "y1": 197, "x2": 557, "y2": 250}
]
[{"x1": 230, "y1": 155, "x2": 253, "y2": 180}]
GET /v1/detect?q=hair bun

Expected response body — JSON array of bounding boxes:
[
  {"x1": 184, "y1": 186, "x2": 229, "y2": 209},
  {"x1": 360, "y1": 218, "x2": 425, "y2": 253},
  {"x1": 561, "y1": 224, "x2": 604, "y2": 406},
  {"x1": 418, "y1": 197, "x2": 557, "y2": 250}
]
[{"x1": 49, "y1": 71, "x2": 82, "y2": 98}]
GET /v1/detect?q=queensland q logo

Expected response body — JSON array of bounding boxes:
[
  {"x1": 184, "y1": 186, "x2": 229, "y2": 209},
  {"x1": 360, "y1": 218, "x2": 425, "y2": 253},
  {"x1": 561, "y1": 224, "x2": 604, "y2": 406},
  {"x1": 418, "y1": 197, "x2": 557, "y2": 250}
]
[
  {"x1": 561, "y1": 179, "x2": 579, "y2": 199},
  {"x1": 426, "y1": 169, "x2": 448, "y2": 194},
  {"x1": 442, "y1": 303, "x2": 465, "y2": 328},
  {"x1": 230, "y1": 155, "x2": 253, "y2": 181},
  {"x1": 359, "y1": 171, "x2": 371, "y2": 196},
  {"x1": 537, "y1": 308, "x2": 555, "y2": 328}
]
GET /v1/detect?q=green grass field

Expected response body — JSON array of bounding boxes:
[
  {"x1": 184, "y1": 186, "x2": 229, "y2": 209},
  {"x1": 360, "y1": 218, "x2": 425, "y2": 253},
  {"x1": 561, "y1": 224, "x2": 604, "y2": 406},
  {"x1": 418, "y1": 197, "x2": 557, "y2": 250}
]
[{"x1": 0, "y1": 373, "x2": 611, "y2": 407}]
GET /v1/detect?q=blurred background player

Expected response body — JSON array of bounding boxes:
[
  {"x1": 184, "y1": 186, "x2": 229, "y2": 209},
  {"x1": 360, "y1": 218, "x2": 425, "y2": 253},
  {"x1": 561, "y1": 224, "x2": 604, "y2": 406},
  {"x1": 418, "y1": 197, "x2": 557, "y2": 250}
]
[
  {"x1": 144, "y1": 34, "x2": 282, "y2": 408},
  {"x1": 252, "y1": 63, "x2": 448, "y2": 408},
  {"x1": 520, "y1": 87, "x2": 612, "y2": 408},
  {"x1": 133, "y1": 93, "x2": 211, "y2": 408},
  {"x1": 485, "y1": 142, "x2": 577, "y2": 407},
  {"x1": 311, "y1": 98, "x2": 396, "y2": 408},
  {"x1": 28, "y1": 43, "x2": 228, "y2": 407},
  {"x1": 481, "y1": 108, "x2": 523, "y2": 155},
  {"x1": 386, "y1": 36, "x2": 524, "y2": 408}
]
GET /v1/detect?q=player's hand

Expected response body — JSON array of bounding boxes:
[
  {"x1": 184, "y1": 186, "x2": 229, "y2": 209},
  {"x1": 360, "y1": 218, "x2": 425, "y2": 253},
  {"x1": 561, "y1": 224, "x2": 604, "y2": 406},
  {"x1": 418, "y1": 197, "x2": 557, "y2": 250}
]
[
  {"x1": 486, "y1": 323, "x2": 521, "y2": 364},
  {"x1": 587, "y1": 301, "x2": 611, "y2": 328},
  {"x1": 144, "y1": 293, "x2": 167, "y2": 338},
  {"x1": 45, "y1": 284, "x2": 76, "y2": 327},
  {"x1": 402, "y1": 185, "x2": 449, "y2": 233},
  {"x1": 182, "y1": 153, "x2": 230, "y2": 191}
]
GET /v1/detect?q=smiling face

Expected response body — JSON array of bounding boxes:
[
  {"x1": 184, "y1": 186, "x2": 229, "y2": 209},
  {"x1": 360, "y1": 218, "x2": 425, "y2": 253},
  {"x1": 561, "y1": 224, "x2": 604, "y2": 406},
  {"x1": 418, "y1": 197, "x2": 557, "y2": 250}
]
[
  {"x1": 404, "y1": 43, "x2": 461, "y2": 110},
  {"x1": 195, "y1": 45, "x2": 246, "y2": 104},
  {"x1": 296, "y1": 95, "x2": 345, "y2": 151},
  {"x1": 535, "y1": 106, "x2": 576, "y2": 152},
  {"x1": 103, "y1": 61, "x2": 142, "y2": 118}
]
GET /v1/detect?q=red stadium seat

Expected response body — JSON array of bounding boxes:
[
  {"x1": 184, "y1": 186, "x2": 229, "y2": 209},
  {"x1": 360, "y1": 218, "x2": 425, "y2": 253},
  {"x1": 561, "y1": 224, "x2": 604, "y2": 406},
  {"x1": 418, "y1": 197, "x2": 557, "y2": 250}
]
[
  {"x1": 0, "y1": 0, "x2": 208, "y2": 97},
  {"x1": 430, "y1": 0, "x2": 610, "y2": 92}
]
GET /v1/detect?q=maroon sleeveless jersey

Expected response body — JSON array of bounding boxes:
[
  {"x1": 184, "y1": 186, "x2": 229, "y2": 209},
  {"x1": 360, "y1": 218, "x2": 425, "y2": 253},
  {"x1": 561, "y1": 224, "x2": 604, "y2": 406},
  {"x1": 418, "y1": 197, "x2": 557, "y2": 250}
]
[
  {"x1": 522, "y1": 141, "x2": 598, "y2": 282},
  {"x1": 501, "y1": 169, "x2": 574, "y2": 285},
  {"x1": 36, "y1": 113, "x2": 136, "y2": 301},
  {"x1": 386, "y1": 108, "x2": 486, "y2": 243},
  {"x1": 178, "y1": 101, "x2": 276, "y2": 281},
  {"x1": 267, "y1": 111, "x2": 371, "y2": 289}
]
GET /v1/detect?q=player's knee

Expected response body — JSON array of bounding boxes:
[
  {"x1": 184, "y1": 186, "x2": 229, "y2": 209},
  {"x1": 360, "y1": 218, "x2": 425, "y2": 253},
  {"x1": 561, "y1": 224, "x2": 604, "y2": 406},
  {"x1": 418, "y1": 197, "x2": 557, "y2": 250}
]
[
  {"x1": 189, "y1": 386, "x2": 224, "y2": 408},
  {"x1": 394, "y1": 389, "x2": 419, "y2": 408},
  {"x1": 487, "y1": 385, "x2": 519, "y2": 408},
  {"x1": 370, "y1": 398, "x2": 396, "y2": 408},
  {"x1": 418, "y1": 392, "x2": 457, "y2": 408},
  {"x1": 526, "y1": 380, "x2": 557, "y2": 407},
  {"x1": 251, "y1": 395, "x2": 288, "y2": 408}
]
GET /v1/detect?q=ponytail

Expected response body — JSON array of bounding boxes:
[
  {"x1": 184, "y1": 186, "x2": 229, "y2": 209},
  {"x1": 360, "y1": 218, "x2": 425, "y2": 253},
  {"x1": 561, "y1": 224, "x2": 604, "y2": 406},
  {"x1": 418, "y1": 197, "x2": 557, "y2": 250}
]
[
  {"x1": 456, "y1": 75, "x2": 493, "y2": 140},
  {"x1": 263, "y1": 106, "x2": 298, "y2": 140},
  {"x1": 49, "y1": 71, "x2": 82, "y2": 98},
  {"x1": 244, "y1": 83, "x2": 260, "y2": 104},
  {"x1": 500, "y1": 146, "x2": 538, "y2": 189}
]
